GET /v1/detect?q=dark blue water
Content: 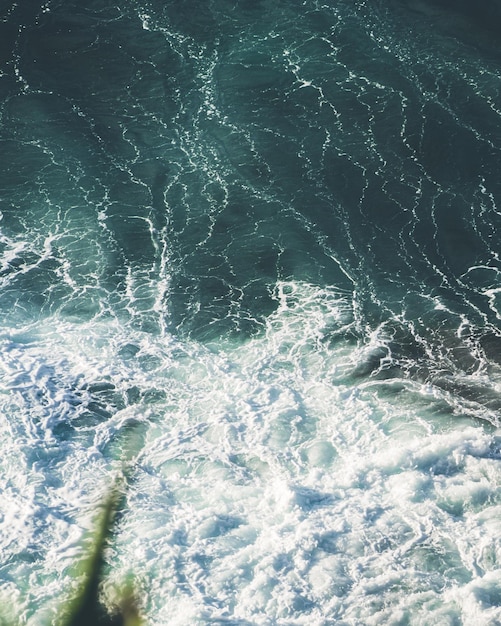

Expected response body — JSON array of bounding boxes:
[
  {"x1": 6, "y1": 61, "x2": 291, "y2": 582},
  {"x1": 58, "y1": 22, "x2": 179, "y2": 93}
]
[
  {"x1": 1, "y1": 1, "x2": 501, "y2": 623},
  {"x1": 3, "y1": 0, "x2": 501, "y2": 369}
]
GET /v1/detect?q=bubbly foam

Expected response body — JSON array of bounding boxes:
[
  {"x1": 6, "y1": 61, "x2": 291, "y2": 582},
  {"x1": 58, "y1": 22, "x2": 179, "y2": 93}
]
[{"x1": 0, "y1": 282, "x2": 500, "y2": 624}]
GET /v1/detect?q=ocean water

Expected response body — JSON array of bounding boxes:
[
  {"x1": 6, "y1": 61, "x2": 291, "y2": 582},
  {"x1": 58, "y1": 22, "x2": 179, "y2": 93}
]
[{"x1": 1, "y1": 0, "x2": 501, "y2": 623}]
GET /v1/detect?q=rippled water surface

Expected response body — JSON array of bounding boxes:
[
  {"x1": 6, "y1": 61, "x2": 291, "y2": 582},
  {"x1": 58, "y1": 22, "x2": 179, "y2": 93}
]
[{"x1": 1, "y1": 1, "x2": 501, "y2": 624}]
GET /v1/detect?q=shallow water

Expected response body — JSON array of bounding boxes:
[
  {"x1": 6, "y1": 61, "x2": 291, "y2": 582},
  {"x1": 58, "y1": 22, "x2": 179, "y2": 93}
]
[{"x1": 1, "y1": 1, "x2": 501, "y2": 624}]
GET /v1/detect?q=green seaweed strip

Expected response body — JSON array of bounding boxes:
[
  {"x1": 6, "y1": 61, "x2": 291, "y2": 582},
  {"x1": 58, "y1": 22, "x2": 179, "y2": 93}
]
[{"x1": 61, "y1": 482, "x2": 144, "y2": 626}]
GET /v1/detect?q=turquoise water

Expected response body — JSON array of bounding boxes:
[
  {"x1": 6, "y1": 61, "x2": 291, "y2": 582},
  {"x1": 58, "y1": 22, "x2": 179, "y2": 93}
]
[{"x1": 1, "y1": 1, "x2": 501, "y2": 623}]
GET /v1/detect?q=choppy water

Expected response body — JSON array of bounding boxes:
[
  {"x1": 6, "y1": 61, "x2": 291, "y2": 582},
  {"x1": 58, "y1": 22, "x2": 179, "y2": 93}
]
[{"x1": 1, "y1": 0, "x2": 501, "y2": 623}]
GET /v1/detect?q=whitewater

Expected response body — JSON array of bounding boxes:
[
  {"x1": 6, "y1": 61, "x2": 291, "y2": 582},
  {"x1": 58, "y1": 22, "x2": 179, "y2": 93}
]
[{"x1": 1, "y1": 0, "x2": 501, "y2": 624}]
